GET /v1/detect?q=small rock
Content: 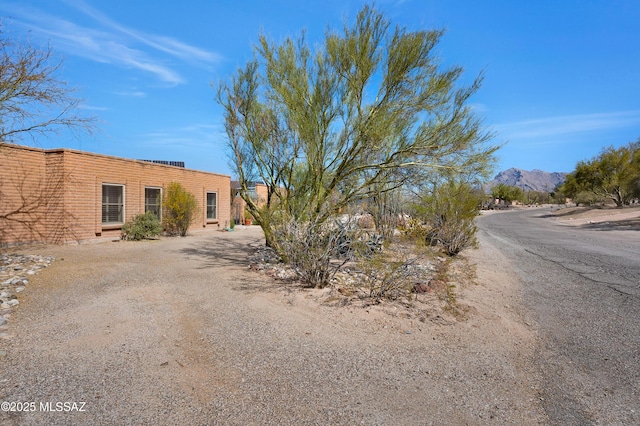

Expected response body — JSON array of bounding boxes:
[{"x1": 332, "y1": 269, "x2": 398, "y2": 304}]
[
  {"x1": 0, "y1": 316, "x2": 7, "y2": 326},
  {"x1": 16, "y1": 286, "x2": 25, "y2": 293},
  {"x1": 6, "y1": 299, "x2": 19, "y2": 307},
  {"x1": 414, "y1": 282, "x2": 430, "y2": 293}
]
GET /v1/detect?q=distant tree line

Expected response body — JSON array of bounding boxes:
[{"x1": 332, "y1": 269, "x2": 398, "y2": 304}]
[
  {"x1": 488, "y1": 140, "x2": 640, "y2": 209},
  {"x1": 489, "y1": 184, "x2": 562, "y2": 205}
]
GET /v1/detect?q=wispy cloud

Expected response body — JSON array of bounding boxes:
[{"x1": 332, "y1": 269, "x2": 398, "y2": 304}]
[
  {"x1": 114, "y1": 90, "x2": 147, "y2": 98},
  {"x1": 0, "y1": 1, "x2": 221, "y2": 85},
  {"x1": 139, "y1": 123, "x2": 225, "y2": 150},
  {"x1": 64, "y1": 0, "x2": 221, "y2": 65},
  {"x1": 496, "y1": 110, "x2": 640, "y2": 140},
  {"x1": 78, "y1": 103, "x2": 109, "y2": 111}
]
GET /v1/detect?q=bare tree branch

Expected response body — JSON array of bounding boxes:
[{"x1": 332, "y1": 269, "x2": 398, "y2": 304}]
[{"x1": 1, "y1": 22, "x2": 95, "y2": 143}]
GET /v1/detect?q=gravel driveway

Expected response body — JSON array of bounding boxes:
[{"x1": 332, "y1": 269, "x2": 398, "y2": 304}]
[{"x1": 1, "y1": 226, "x2": 546, "y2": 425}]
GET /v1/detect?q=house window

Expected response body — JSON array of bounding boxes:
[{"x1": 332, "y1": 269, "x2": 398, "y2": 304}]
[
  {"x1": 206, "y1": 192, "x2": 217, "y2": 220},
  {"x1": 247, "y1": 186, "x2": 258, "y2": 201},
  {"x1": 145, "y1": 187, "x2": 162, "y2": 219},
  {"x1": 102, "y1": 184, "x2": 124, "y2": 224}
]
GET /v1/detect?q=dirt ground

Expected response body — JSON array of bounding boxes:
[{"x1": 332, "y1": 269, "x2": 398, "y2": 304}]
[
  {"x1": 1, "y1": 206, "x2": 637, "y2": 424},
  {"x1": 549, "y1": 204, "x2": 640, "y2": 230}
]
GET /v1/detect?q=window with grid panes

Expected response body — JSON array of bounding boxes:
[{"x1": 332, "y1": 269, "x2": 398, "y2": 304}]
[
  {"x1": 102, "y1": 184, "x2": 124, "y2": 224},
  {"x1": 145, "y1": 187, "x2": 162, "y2": 219},
  {"x1": 206, "y1": 192, "x2": 217, "y2": 220}
]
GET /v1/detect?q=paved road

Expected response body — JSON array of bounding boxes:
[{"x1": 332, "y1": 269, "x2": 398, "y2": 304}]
[{"x1": 477, "y1": 208, "x2": 640, "y2": 425}]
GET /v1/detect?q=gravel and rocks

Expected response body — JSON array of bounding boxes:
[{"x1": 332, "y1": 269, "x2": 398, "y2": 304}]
[
  {"x1": 0, "y1": 229, "x2": 547, "y2": 425},
  {"x1": 2, "y1": 209, "x2": 637, "y2": 424},
  {"x1": 0, "y1": 254, "x2": 55, "y2": 333},
  {"x1": 247, "y1": 241, "x2": 447, "y2": 308}
]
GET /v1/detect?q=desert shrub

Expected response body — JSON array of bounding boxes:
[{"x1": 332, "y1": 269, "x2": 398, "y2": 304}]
[
  {"x1": 272, "y1": 217, "x2": 351, "y2": 288},
  {"x1": 265, "y1": 210, "x2": 388, "y2": 288},
  {"x1": 416, "y1": 180, "x2": 482, "y2": 256},
  {"x1": 121, "y1": 211, "x2": 162, "y2": 241},
  {"x1": 356, "y1": 214, "x2": 375, "y2": 229},
  {"x1": 162, "y1": 182, "x2": 199, "y2": 237},
  {"x1": 401, "y1": 217, "x2": 430, "y2": 241},
  {"x1": 352, "y1": 239, "x2": 442, "y2": 300},
  {"x1": 357, "y1": 252, "x2": 417, "y2": 300}
]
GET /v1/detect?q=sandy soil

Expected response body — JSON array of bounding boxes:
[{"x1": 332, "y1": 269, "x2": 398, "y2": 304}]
[
  {"x1": 4, "y1": 206, "x2": 634, "y2": 424},
  {"x1": 548, "y1": 204, "x2": 640, "y2": 229}
]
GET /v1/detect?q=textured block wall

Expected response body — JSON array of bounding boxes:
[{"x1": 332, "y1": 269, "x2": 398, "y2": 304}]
[{"x1": 0, "y1": 144, "x2": 231, "y2": 245}]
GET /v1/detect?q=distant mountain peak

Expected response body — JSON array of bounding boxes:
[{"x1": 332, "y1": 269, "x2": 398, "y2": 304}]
[{"x1": 487, "y1": 168, "x2": 567, "y2": 192}]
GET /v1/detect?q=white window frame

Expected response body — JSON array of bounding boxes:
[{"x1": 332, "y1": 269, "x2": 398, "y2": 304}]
[
  {"x1": 206, "y1": 192, "x2": 217, "y2": 221},
  {"x1": 102, "y1": 184, "x2": 125, "y2": 225},
  {"x1": 144, "y1": 186, "x2": 162, "y2": 220}
]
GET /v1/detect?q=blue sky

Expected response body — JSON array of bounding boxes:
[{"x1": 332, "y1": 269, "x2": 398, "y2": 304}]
[{"x1": 2, "y1": 0, "x2": 639, "y2": 176}]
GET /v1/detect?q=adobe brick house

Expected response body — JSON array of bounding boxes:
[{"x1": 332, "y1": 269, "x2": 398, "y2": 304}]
[
  {"x1": 0, "y1": 143, "x2": 230, "y2": 245},
  {"x1": 230, "y1": 181, "x2": 269, "y2": 225}
]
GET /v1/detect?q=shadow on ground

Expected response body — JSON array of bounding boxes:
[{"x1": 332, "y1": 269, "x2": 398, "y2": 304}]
[
  {"x1": 177, "y1": 232, "x2": 303, "y2": 295},
  {"x1": 579, "y1": 218, "x2": 640, "y2": 231},
  {"x1": 178, "y1": 233, "x2": 264, "y2": 269}
]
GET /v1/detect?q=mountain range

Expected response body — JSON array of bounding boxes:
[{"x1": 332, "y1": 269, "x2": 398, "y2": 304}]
[{"x1": 486, "y1": 168, "x2": 567, "y2": 192}]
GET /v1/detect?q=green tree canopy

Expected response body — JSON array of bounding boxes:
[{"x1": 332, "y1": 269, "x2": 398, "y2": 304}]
[
  {"x1": 560, "y1": 141, "x2": 640, "y2": 207},
  {"x1": 490, "y1": 183, "x2": 524, "y2": 203},
  {"x1": 218, "y1": 5, "x2": 497, "y2": 252}
]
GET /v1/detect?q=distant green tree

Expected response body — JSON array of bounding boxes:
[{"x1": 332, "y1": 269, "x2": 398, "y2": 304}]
[
  {"x1": 560, "y1": 141, "x2": 640, "y2": 207},
  {"x1": 490, "y1": 183, "x2": 524, "y2": 203}
]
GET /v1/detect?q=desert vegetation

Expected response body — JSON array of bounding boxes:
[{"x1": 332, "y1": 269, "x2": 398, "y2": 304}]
[
  {"x1": 219, "y1": 5, "x2": 497, "y2": 292},
  {"x1": 161, "y1": 182, "x2": 199, "y2": 237},
  {"x1": 120, "y1": 211, "x2": 162, "y2": 241},
  {"x1": 558, "y1": 140, "x2": 640, "y2": 207}
]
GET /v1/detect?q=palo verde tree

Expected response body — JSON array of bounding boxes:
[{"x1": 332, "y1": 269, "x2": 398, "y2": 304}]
[
  {"x1": 560, "y1": 141, "x2": 640, "y2": 207},
  {"x1": 218, "y1": 5, "x2": 497, "y2": 274}
]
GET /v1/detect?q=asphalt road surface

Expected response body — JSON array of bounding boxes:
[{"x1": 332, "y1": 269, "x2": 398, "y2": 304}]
[{"x1": 477, "y1": 208, "x2": 640, "y2": 425}]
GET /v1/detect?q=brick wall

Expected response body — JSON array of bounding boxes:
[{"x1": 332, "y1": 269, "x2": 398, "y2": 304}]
[
  {"x1": 0, "y1": 145, "x2": 48, "y2": 245},
  {"x1": 0, "y1": 144, "x2": 231, "y2": 245}
]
